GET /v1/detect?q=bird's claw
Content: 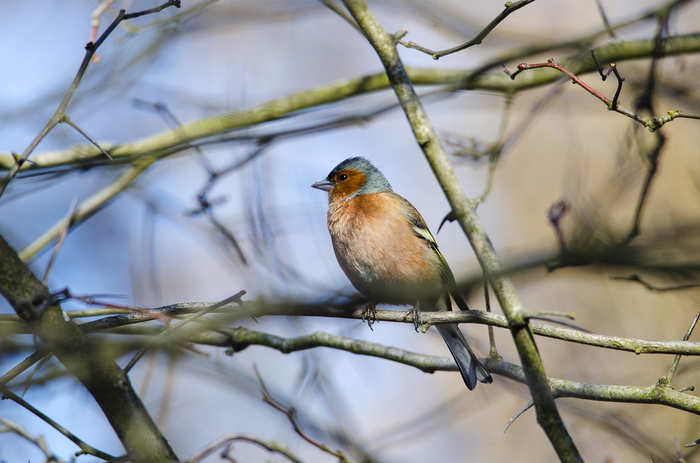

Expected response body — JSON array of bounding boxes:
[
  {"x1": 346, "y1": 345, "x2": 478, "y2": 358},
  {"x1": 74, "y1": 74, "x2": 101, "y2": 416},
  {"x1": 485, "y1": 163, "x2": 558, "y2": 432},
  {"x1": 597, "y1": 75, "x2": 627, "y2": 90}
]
[
  {"x1": 361, "y1": 303, "x2": 378, "y2": 330},
  {"x1": 403, "y1": 305, "x2": 421, "y2": 332}
]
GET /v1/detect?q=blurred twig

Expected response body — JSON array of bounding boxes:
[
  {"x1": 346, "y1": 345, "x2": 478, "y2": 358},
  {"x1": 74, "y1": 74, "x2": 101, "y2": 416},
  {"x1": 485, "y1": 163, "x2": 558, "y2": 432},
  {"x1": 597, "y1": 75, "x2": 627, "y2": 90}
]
[
  {"x1": 0, "y1": 233, "x2": 179, "y2": 461},
  {"x1": 19, "y1": 155, "x2": 159, "y2": 262},
  {"x1": 0, "y1": 0, "x2": 182, "y2": 199},
  {"x1": 3, "y1": 33, "x2": 700, "y2": 173},
  {"x1": 255, "y1": 366, "x2": 354, "y2": 462},
  {"x1": 185, "y1": 434, "x2": 305, "y2": 463},
  {"x1": 41, "y1": 198, "x2": 79, "y2": 284},
  {"x1": 0, "y1": 416, "x2": 69, "y2": 463},
  {"x1": 609, "y1": 274, "x2": 700, "y2": 292},
  {"x1": 0, "y1": 384, "x2": 114, "y2": 460}
]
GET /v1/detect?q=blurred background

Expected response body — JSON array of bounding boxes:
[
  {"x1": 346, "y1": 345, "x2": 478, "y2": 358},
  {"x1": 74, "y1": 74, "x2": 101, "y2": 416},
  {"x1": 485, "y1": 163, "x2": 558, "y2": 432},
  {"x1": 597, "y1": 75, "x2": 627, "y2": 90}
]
[{"x1": 2, "y1": 0, "x2": 700, "y2": 461}]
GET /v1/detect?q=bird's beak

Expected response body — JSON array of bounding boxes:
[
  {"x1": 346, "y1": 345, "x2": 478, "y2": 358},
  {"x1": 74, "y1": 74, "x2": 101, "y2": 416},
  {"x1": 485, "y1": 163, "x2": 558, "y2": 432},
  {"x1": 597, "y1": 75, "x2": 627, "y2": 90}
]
[{"x1": 311, "y1": 180, "x2": 333, "y2": 191}]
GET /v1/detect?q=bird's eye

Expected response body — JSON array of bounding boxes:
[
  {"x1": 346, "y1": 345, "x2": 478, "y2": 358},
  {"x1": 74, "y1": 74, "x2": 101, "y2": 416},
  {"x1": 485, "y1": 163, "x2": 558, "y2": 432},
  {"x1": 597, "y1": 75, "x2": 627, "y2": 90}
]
[{"x1": 339, "y1": 174, "x2": 348, "y2": 181}]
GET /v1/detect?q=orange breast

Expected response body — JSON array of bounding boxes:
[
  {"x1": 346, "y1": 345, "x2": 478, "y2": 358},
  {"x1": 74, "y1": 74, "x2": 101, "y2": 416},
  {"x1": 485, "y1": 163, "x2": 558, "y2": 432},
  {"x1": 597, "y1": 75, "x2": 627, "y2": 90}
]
[{"x1": 327, "y1": 192, "x2": 444, "y2": 305}]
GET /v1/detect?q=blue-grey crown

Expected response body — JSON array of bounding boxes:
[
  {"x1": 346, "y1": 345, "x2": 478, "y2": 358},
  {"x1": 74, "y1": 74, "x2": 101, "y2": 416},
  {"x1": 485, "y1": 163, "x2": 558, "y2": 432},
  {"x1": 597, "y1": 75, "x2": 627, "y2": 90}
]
[{"x1": 329, "y1": 157, "x2": 392, "y2": 196}]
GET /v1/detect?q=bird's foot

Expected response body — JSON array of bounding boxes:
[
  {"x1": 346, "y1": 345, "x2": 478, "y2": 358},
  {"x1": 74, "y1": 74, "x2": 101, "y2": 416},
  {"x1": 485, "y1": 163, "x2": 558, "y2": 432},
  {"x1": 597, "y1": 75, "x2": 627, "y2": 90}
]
[
  {"x1": 361, "y1": 303, "x2": 378, "y2": 330},
  {"x1": 403, "y1": 305, "x2": 421, "y2": 332}
]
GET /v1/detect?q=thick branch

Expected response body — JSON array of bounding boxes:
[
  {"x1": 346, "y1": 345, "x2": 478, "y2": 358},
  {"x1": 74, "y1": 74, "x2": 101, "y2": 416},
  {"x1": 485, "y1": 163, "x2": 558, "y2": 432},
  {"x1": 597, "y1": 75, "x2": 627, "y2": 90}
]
[
  {"x1": 0, "y1": 234, "x2": 178, "y2": 462},
  {"x1": 7, "y1": 302, "x2": 700, "y2": 358},
  {"x1": 26, "y1": 324, "x2": 700, "y2": 417}
]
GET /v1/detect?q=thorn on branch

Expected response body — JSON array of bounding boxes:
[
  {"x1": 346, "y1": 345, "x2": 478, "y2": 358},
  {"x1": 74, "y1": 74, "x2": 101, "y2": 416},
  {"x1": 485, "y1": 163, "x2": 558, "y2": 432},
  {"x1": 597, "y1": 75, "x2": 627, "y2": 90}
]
[
  {"x1": 591, "y1": 49, "x2": 625, "y2": 111},
  {"x1": 392, "y1": 29, "x2": 408, "y2": 43},
  {"x1": 548, "y1": 199, "x2": 569, "y2": 253},
  {"x1": 504, "y1": 401, "x2": 534, "y2": 433},
  {"x1": 686, "y1": 438, "x2": 700, "y2": 448},
  {"x1": 437, "y1": 210, "x2": 457, "y2": 234}
]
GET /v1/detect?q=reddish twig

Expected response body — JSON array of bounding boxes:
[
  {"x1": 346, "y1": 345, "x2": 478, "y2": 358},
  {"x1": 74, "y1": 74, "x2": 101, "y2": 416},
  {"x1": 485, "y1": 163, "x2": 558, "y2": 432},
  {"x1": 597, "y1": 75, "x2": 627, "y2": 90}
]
[
  {"x1": 503, "y1": 57, "x2": 700, "y2": 133},
  {"x1": 504, "y1": 58, "x2": 646, "y2": 125}
]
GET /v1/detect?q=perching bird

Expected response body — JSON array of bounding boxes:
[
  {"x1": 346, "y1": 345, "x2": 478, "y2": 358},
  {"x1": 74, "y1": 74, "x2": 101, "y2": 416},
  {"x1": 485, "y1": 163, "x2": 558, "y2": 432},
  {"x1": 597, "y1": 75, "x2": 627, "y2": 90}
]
[{"x1": 312, "y1": 157, "x2": 492, "y2": 390}]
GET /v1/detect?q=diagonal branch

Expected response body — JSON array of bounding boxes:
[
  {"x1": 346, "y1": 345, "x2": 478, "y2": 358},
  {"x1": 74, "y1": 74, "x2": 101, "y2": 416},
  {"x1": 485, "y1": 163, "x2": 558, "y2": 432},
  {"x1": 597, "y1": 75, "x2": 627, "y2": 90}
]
[
  {"x1": 0, "y1": 233, "x2": 178, "y2": 462},
  {"x1": 340, "y1": 1, "x2": 582, "y2": 461},
  {"x1": 0, "y1": 384, "x2": 114, "y2": 460}
]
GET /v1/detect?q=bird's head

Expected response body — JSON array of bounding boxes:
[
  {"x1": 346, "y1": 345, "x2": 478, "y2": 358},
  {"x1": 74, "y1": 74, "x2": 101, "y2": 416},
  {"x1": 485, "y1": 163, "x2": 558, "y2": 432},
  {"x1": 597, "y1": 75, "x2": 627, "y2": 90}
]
[{"x1": 311, "y1": 157, "x2": 392, "y2": 200}]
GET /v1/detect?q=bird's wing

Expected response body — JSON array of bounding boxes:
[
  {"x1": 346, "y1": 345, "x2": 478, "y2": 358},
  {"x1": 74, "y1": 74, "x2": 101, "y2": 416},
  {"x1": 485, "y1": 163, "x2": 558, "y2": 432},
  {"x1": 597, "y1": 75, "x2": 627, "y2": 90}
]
[{"x1": 394, "y1": 193, "x2": 470, "y2": 311}]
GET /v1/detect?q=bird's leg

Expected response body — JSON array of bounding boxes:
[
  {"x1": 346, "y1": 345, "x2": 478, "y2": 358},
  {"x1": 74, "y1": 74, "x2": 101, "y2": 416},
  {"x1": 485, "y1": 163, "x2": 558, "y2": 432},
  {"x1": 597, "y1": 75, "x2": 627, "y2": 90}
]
[
  {"x1": 361, "y1": 303, "x2": 378, "y2": 330},
  {"x1": 403, "y1": 302, "x2": 421, "y2": 332}
]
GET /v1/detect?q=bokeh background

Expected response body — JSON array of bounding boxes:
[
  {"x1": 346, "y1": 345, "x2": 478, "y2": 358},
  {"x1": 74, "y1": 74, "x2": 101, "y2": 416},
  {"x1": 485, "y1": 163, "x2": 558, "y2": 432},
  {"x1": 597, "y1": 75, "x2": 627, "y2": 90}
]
[{"x1": 2, "y1": 0, "x2": 700, "y2": 461}]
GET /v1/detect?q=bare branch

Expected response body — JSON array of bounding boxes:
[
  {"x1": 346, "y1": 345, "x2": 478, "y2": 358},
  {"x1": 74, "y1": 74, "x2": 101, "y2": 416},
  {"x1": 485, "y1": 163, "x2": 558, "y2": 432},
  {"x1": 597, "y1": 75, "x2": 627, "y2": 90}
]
[
  {"x1": 400, "y1": 0, "x2": 537, "y2": 59},
  {"x1": 185, "y1": 434, "x2": 305, "y2": 463},
  {"x1": 668, "y1": 307, "x2": 700, "y2": 383},
  {"x1": 0, "y1": 384, "x2": 115, "y2": 460},
  {"x1": 4, "y1": 33, "x2": 700, "y2": 174},
  {"x1": 504, "y1": 401, "x2": 534, "y2": 433},
  {"x1": 42, "y1": 198, "x2": 79, "y2": 284},
  {"x1": 0, "y1": 417, "x2": 69, "y2": 463},
  {"x1": 0, "y1": 0, "x2": 181, "y2": 199}
]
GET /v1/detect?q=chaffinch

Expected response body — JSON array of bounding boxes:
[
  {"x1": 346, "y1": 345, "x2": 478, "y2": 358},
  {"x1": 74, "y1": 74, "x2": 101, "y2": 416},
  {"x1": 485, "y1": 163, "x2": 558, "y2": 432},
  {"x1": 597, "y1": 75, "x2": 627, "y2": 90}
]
[{"x1": 312, "y1": 157, "x2": 492, "y2": 390}]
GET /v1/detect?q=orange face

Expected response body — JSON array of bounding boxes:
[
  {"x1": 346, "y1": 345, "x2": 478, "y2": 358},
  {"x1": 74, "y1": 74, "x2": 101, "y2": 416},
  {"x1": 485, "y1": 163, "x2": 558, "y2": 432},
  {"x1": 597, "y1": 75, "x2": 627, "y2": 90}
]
[{"x1": 327, "y1": 169, "x2": 367, "y2": 200}]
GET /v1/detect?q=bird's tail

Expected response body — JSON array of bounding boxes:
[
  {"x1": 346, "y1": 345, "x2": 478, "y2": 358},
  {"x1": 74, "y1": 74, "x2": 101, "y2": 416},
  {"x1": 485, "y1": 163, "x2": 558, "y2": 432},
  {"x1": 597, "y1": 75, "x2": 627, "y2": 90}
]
[{"x1": 437, "y1": 323, "x2": 493, "y2": 390}]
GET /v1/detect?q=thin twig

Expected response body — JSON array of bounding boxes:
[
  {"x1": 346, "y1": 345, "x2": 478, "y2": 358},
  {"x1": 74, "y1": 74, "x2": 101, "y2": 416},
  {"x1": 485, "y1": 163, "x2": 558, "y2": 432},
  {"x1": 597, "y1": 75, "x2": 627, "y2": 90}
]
[
  {"x1": 610, "y1": 274, "x2": 700, "y2": 292},
  {"x1": 478, "y1": 94, "x2": 513, "y2": 202},
  {"x1": 0, "y1": 417, "x2": 68, "y2": 463},
  {"x1": 594, "y1": 0, "x2": 617, "y2": 39},
  {"x1": 504, "y1": 401, "x2": 534, "y2": 433},
  {"x1": 185, "y1": 434, "x2": 305, "y2": 463},
  {"x1": 123, "y1": 291, "x2": 245, "y2": 373},
  {"x1": 318, "y1": 0, "x2": 365, "y2": 37},
  {"x1": 42, "y1": 198, "x2": 79, "y2": 284},
  {"x1": 484, "y1": 281, "x2": 497, "y2": 356},
  {"x1": 255, "y1": 366, "x2": 353, "y2": 462},
  {"x1": 0, "y1": 347, "x2": 52, "y2": 386},
  {"x1": 668, "y1": 307, "x2": 700, "y2": 383},
  {"x1": 400, "y1": 0, "x2": 537, "y2": 59},
  {"x1": 0, "y1": 384, "x2": 114, "y2": 460},
  {"x1": 19, "y1": 157, "x2": 158, "y2": 262},
  {"x1": 0, "y1": 0, "x2": 181, "y2": 199},
  {"x1": 505, "y1": 58, "x2": 646, "y2": 125},
  {"x1": 63, "y1": 117, "x2": 113, "y2": 160},
  {"x1": 504, "y1": 57, "x2": 697, "y2": 134}
]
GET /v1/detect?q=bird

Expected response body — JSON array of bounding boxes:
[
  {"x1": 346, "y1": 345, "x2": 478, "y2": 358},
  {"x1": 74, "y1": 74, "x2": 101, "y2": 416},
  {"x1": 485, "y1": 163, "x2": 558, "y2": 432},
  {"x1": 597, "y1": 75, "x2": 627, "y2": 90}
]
[{"x1": 312, "y1": 156, "x2": 492, "y2": 390}]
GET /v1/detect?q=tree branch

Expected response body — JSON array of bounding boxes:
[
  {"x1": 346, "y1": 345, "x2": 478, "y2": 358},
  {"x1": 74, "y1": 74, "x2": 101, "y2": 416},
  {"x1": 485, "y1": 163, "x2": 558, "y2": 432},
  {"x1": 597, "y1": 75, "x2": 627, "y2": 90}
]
[
  {"x1": 0, "y1": 233, "x2": 178, "y2": 462},
  {"x1": 2, "y1": 33, "x2": 699, "y2": 173},
  {"x1": 0, "y1": 0, "x2": 181, "y2": 199},
  {"x1": 400, "y1": 0, "x2": 537, "y2": 59}
]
